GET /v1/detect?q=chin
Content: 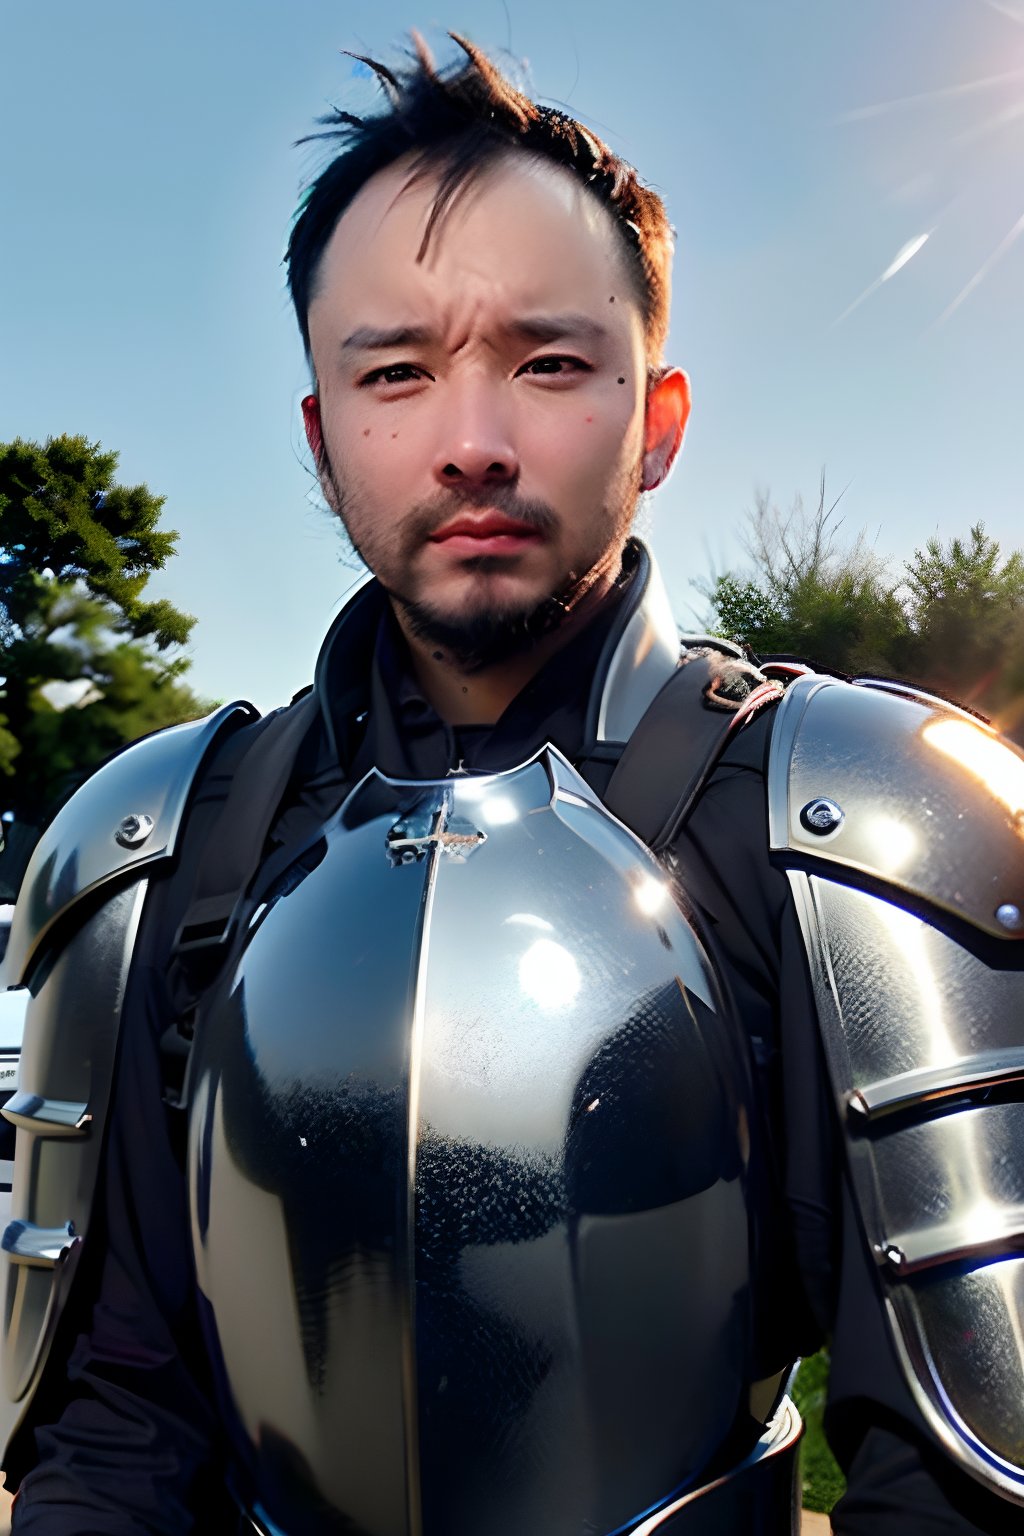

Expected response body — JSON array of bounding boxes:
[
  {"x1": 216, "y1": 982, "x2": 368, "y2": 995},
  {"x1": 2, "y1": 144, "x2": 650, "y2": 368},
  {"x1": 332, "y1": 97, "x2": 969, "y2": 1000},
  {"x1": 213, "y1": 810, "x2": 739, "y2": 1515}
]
[
  {"x1": 428, "y1": 560, "x2": 556, "y2": 615},
  {"x1": 399, "y1": 579, "x2": 569, "y2": 672}
]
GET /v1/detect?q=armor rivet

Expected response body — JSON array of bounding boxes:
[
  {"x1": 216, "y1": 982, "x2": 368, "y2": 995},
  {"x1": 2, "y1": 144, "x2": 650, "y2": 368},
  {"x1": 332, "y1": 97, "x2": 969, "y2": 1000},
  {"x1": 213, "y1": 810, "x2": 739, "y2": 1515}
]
[
  {"x1": 884, "y1": 1243, "x2": 906, "y2": 1269},
  {"x1": 115, "y1": 813, "x2": 154, "y2": 849},
  {"x1": 995, "y1": 903, "x2": 1023, "y2": 931},
  {"x1": 800, "y1": 797, "x2": 844, "y2": 836}
]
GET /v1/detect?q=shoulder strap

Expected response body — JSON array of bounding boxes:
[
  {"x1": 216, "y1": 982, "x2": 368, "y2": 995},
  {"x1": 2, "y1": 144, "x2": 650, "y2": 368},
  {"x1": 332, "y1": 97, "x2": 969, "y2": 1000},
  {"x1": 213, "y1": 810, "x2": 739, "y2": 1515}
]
[
  {"x1": 602, "y1": 648, "x2": 782, "y2": 854},
  {"x1": 170, "y1": 689, "x2": 321, "y2": 1008}
]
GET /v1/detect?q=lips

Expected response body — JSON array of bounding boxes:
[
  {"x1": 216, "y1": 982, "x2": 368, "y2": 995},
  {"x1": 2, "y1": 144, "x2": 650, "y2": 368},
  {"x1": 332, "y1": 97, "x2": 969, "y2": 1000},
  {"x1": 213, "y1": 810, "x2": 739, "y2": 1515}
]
[
  {"x1": 428, "y1": 511, "x2": 544, "y2": 558},
  {"x1": 429, "y1": 512, "x2": 541, "y2": 542}
]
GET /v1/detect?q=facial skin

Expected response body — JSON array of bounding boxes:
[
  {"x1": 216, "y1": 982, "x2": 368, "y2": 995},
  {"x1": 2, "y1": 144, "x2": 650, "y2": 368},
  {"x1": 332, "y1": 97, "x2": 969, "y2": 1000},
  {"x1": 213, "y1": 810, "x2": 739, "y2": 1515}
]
[{"x1": 305, "y1": 150, "x2": 690, "y2": 721}]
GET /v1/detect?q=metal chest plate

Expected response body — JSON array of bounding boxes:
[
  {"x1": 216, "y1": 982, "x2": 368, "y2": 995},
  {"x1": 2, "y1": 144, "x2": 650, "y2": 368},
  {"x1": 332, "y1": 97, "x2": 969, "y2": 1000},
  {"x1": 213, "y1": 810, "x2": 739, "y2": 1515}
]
[{"x1": 188, "y1": 750, "x2": 762, "y2": 1536}]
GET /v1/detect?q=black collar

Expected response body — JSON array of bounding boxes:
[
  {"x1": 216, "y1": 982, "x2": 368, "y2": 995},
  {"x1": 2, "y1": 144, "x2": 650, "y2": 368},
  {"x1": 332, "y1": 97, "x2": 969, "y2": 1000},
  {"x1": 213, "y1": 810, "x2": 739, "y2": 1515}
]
[{"x1": 313, "y1": 559, "x2": 640, "y2": 783}]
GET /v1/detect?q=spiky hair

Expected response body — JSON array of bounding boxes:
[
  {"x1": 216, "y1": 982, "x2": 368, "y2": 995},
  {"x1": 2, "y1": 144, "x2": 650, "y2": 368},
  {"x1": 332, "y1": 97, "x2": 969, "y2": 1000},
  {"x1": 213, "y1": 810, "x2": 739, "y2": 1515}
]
[{"x1": 286, "y1": 33, "x2": 674, "y2": 364}]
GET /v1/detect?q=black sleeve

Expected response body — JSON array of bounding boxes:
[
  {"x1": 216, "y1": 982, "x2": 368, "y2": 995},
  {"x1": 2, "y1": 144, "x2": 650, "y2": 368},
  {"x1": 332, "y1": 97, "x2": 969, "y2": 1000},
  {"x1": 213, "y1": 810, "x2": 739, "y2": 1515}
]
[
  {"x1": 8, "y1": 959, "x2": 231, "y2": 1535},
  {"x1": 677, "y1": 712, "x2": 839, "y2": 1351}
]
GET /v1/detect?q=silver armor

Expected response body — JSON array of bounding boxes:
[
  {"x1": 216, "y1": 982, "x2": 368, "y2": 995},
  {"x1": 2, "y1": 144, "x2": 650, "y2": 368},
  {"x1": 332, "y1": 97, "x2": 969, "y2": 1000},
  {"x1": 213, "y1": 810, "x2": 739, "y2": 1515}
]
[
  {"x1": 187, "y1": 748, "x2": 792, "y2": 1534},
  {"x1": 0, "y1": 703, "x2": 254, "y2": 1416},
  {"x1": 0, "y1": 548, "x2": 806, "y2": 1532},
  {"x1": 17, "y1": 545, "x2": 1024, "y2": 1522},
  {"x1": 770, "y1": 673, "x2": 1024, "y2": 1504},
  {"x1": 9, "y1": 543, "x2": 1024, "y2": 1520}
]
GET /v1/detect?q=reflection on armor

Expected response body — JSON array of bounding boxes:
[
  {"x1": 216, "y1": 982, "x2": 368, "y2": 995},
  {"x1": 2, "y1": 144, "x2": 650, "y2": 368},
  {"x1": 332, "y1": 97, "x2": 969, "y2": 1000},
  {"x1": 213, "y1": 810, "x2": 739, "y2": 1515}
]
[
  {"x1": 188, "y1": 750, "x2": 776, "y2": 1535},
  {"x1": 773, "y1": 674, "x2": 1024, "y2": 1504},
  {"x1": 769, "y1": 674, "x2": 1024, "y2": 941}
]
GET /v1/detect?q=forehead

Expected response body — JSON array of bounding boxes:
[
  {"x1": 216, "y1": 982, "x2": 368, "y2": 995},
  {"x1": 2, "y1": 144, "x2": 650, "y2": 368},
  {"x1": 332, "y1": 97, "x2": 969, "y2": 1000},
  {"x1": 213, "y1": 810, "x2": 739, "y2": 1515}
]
[{"x1": 308, "y1": 151, "x2": 641, "y2": 339}]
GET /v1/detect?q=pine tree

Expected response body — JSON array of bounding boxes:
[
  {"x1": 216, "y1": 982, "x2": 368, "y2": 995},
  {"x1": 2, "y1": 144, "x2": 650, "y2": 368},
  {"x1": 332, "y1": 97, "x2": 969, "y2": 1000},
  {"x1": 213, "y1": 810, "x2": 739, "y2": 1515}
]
[{"x1": 0, "y1": 435, "x2": 212, "y2": 885}]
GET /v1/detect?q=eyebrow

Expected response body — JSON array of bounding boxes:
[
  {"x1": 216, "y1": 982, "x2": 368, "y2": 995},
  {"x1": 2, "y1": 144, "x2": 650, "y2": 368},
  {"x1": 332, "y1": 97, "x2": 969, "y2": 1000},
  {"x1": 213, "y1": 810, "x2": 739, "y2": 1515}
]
[
  {"x1": 342, "y1": 324, "x2": 433, "y2": 351},
  {"x1": 341, "y1": 313, "x2": 610, "y2": 352},
  {"x1": 506, "y1": 313, "x2": 609, "y2": 345}
]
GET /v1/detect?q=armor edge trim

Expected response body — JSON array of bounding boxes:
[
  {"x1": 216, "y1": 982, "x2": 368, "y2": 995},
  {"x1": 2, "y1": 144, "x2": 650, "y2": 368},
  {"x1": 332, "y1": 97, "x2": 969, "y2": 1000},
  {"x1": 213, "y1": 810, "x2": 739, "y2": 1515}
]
[
  {"x1": 629, "y1": 1396, "x2": 802, "y2": 1533},
  {"x1": 885, "y1": 1297, "x2": 1024, "y2": 1500},
  {"x1": 592, "y1": 541, "x2": 682, "y2": 745},
  {"x1": 401, "y1": 809, "x2": 443, "y2": 1536}
]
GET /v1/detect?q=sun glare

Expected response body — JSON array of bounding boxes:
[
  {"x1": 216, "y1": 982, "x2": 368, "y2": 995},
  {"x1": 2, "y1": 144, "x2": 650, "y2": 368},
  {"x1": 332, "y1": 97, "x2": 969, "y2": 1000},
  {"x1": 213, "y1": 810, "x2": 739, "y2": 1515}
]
[{"x1": 836, "y1": 9, "x2": 1024, "y2": 327}]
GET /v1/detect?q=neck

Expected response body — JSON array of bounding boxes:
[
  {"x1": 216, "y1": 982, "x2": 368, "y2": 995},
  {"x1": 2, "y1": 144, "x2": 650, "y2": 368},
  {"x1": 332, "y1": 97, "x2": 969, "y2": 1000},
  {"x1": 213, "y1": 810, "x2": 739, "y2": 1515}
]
[{"x1": 394, "y1": 564, "x2": 621, "y2": 726}]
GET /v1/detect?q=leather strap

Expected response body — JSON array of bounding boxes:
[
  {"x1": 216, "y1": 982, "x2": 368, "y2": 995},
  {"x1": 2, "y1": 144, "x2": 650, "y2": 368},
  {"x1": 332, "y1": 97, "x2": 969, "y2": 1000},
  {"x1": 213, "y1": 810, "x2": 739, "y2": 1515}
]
[{"x1": 604, "y1": 649, "x2": 782, "y2": 853}]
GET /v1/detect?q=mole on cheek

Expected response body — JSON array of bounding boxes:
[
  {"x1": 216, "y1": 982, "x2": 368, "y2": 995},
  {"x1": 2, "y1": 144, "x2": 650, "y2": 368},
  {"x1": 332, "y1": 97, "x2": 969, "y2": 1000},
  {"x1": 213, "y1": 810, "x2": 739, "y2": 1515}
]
[
  {"x1": 585, "y1": 415, "x2": 593, "y2": 424},
  {"x1": 609, "y1": 295, "x2": 615, "y2": 303},
  {"x1": 391, "y1": 432, "x2": 398, "y2": 439},
  {"x1": 617, "y1": 377, "x2": 626, "y2": 385},
  {"x1": 363, "y1": 428, "x2": 371, "y2": 437}
]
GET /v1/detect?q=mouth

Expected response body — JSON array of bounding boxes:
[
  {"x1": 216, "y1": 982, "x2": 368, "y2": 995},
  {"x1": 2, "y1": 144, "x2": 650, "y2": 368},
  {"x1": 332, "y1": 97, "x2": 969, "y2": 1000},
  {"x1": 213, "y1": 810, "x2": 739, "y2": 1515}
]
[{"x1": 427, "y1": 512, "x2": 545, "y2": 559}]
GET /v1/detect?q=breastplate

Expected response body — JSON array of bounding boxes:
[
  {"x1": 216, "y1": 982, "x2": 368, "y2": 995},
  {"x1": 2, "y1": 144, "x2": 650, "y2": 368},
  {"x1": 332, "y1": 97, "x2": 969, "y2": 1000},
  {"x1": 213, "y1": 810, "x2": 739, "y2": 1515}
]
[{"x1": 187, "y1": 749, "x2": 763, "y2": 1536}]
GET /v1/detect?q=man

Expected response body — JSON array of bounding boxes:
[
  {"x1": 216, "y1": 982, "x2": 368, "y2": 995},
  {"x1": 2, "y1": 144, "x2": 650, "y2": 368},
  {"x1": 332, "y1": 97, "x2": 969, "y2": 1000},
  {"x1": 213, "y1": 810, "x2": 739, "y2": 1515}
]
[{"x1": 3, "y1": 34, "x2": 1023, "y2": 1535}]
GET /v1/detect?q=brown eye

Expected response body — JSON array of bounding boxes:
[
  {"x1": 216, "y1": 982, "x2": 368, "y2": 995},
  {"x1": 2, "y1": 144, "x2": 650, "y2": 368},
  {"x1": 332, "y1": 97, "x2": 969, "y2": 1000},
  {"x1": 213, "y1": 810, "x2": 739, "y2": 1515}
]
[
  {"x1": 517, "y1": 355, "x2": 592, "y2": 377},
  {"x1": 362, "y1": 363, "x2": 430, "y2": 386}
]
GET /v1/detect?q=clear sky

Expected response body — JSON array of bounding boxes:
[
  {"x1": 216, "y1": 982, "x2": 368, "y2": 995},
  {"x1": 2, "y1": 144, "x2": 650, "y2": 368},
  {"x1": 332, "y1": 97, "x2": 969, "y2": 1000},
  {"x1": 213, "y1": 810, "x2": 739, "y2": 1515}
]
[{"x1": 2, "y1": 0, "x2": 1022, "y2": 710}]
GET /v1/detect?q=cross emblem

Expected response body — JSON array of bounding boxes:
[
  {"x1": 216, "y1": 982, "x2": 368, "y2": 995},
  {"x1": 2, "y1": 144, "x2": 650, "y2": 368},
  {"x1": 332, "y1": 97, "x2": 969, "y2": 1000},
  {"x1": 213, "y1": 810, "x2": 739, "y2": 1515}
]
[{"x1": 386, "y1": 800, "x2": 486, "y2": 865}]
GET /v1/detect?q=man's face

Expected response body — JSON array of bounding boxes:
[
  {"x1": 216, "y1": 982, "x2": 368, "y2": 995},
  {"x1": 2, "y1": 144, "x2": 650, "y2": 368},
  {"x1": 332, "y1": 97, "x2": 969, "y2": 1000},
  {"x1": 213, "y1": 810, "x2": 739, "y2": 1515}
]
[{"x1": 306, "y1": 152, "x2": 652, "y2": 655}]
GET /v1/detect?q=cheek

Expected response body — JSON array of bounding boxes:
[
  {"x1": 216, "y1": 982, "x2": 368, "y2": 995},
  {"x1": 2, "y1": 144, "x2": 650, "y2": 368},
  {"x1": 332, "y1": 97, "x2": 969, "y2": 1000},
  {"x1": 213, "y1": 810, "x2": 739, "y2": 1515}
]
[
  {"x1": 323, "y1": 398, "x2": 425, "y2": 488},
  {"x1": 538, "y1": 395, "x2": 643, "y2": 493}
]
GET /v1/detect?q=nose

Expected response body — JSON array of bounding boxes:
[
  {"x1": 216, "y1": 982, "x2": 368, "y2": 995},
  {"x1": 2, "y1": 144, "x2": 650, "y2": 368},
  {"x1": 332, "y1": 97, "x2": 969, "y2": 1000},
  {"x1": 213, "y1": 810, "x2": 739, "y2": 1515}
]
[{"x1": 432, "y1": 380, "x2": 519, "y2": 489}]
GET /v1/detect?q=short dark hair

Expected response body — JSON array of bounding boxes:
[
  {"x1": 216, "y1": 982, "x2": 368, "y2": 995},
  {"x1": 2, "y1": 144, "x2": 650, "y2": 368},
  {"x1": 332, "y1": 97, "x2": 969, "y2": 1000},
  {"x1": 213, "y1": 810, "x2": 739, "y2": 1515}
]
[{"x1": 286, "y1": 34, "x2": 674, "y2": 366}]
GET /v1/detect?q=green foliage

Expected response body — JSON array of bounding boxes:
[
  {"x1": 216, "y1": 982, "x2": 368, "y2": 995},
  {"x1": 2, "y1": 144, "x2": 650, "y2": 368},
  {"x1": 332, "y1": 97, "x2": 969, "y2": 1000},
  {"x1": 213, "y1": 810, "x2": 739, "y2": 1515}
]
[
  {"x1": 902, "y1": 523, "x2": 1024, "y2": 733},
  {"x1": 0, "y1": 435, "x2": 212, "y2": 848},
  {"x1": 700, "y1": 474, "x2": 909, "y2": 676},
  {"x1": 0, "y1": 717, "x2": 19, "y2": 779},
  {"x1": 0, "y1": 435, "x2": 192, "y2": 649},
  {"x1": 792, "y1": 1349, "x2": 846, "y2": 1514},
  {"x1": 705, "y1": 575, "x2": 791, "y2": 657},
  {"x1": 701, "y1": 479, "x2": 1024, "y2": 737}
]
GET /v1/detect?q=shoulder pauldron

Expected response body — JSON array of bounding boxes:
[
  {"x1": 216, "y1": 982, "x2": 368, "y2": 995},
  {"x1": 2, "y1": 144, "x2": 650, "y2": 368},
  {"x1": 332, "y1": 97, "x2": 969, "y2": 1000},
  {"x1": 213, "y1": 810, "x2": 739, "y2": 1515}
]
[
  {"x1": 769, "y1": 674, "x2": 1024, "y2": 1503},
  {"x1": 1, "y1": 703, "x2": 254, "y2": 1443}
]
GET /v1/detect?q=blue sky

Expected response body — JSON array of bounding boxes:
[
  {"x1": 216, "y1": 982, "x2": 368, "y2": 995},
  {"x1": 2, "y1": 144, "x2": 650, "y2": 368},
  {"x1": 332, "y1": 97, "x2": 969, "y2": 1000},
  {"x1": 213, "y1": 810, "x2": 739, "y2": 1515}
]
[{"x1": 2, "y1": 0, "x2": 1023, "y2": 709}]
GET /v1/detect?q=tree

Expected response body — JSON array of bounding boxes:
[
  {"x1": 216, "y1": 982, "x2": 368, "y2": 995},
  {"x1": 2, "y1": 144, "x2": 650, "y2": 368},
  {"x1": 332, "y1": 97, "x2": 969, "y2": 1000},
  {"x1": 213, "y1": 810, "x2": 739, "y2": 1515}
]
[
  {"x1": 0, "y1": 436, "x2": 212, "y2": 872},
  {"x1": 700, "y1": 474, "x2": 910, "y2": 677},
  {"x1": 902, "y1": 524, "x2": 1024, "y2": 732},
  {"x1": 701, "y1": 481, "x2": 1024, "y2": 740}
]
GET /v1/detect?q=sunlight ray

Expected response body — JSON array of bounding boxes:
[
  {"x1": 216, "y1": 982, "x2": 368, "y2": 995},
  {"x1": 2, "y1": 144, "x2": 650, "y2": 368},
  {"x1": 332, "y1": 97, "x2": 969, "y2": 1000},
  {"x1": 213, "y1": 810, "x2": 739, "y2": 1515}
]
[
  {"x1": 832, "y1": 233, "x2": 931, "y2": 326},
  {"x1": 838, "y1": 69, "x2": 1024, "y2": 123},
  {"x1": 934, "y1": 208, "x2": 1024, "y2": 324},
  {"x1": 954, "y1": 99, "x2": 1024, "y2": 145},
  {"x1": 977, "y1": 0, "x2": 1024, "y2": 23}
]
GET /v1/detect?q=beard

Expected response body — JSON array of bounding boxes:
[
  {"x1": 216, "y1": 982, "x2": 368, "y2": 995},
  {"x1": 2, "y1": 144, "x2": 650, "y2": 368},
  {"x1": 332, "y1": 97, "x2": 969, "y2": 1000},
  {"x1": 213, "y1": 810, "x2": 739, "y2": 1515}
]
[
  {"x1": 400, "y1": 577, "x2": 575, "y2": 673},
  {"x1": 321, "y1": 458, "x2": 642, "y2": 673}
]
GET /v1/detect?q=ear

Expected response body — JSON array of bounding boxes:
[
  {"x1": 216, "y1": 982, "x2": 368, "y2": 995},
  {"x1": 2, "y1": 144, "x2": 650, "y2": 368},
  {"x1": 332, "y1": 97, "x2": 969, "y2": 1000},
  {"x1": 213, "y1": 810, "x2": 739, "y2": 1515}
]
[
  {"x1": 642, "y1": 369, "x2": 691, "y2": 491},
  {"x1": 301, "y1": 393, "x2": 324, "y2": 465}
]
